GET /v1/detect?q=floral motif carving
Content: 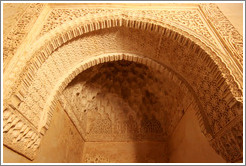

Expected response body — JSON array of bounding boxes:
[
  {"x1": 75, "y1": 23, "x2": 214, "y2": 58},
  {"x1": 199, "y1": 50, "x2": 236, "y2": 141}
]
[
  {"x1": 3, "y1": 4, "x2": 243, "y2": 162},
  {"x1": 158, "y1": 35, "x2": 241, "y2": 136},
  {"x1": 3, "y1": 3, "x2": 44, "y2": 70},
  {"x1": 210, "y1": 116, "x2": 243, "y2": 162},
  {"x1": 60, "y1": 60, "x2": 191, "y2": 141},
  {"x1": 200, "y1": 3, "x2": 243, "y2": 69},
  {"x1": 39, "y1": 8, "x2": 217, "y2": 46}
]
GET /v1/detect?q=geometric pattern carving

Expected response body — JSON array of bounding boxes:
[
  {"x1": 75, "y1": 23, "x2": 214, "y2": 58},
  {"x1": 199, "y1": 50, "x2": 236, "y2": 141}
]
[
  {"x1": 3, "y1": 4, "x2": 243, "y2": 162},
  {"x1": 36, "y1": 5, "x2": 243, "y2": 92},
  {"x1": 3, "y1": 3, "x2": 44, "y2": 70},
  {"x1": 200, "y1": 3, "x2": 243, "y2": 69},
  {"x1": 158, "y1": 34, "x2": 241, "y2": 136},
  {"x1": 60, "y1": 60, "x2": 193, "y2": 142},
  {"x1": 210, "y1": 115, "x2": 243, "y2": 163},
  {"x1": 39, "y1": 8, "x2": 217, "y2": 47},
  {"x1": 3, "y1": 106, "x2": 42, "y2": 160}
]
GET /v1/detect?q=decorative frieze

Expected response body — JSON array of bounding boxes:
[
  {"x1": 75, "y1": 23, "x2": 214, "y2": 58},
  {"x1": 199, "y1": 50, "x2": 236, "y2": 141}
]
[
  {"x1": 3, "y1": 107, "x2": 42, "y2": 160},
  {"x1": 2, "y1": 4, "x2": 243, "y2": 162},
  {"x1": 3, "y1": 3, "x2": 44, "y2": 70},
  {"x1": 60, "y1": 60, "x2": 193, "y2": 141},
  {"x1": 200, "y1": 3, "x2": 243, "y2": 69},
  {"x1": 38, "y1": 8, "x2": 217, "y2": 47},
  {"x1": 210, "y1": 116, "x2": 243, "y2": 162}
]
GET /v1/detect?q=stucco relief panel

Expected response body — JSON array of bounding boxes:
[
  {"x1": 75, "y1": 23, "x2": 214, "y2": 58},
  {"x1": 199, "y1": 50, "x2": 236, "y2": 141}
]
[
  {"x1": 60, "y1": 61, "x2": 191, "y2": 141},
  {"x1": 200, "y1": 3, "x2": 243, "y2": 68},
  {"x1": 3, "y1": 3, "x2": 44, "y2": 69},
  {"x1": 2, "y1": 4, "x2": 243, "y2": 163},
  {"x1": 38, "y1": 8, "x2": 217, "y2": 47}
]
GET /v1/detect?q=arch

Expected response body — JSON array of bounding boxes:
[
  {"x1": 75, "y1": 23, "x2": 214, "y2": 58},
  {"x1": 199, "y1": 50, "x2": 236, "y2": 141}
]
[
  {"x1": 4, "y1": 13, "x2": 242, "y2": 101},
  {"x1": 51, "y1": 53, "x2": 201, "y2": 142},
  {"x1": 3, "y1": 13, "x2": 243, "y2": 162},
  {"x1": 38, "y1": 53, "x2": 200, "y2": 133}
]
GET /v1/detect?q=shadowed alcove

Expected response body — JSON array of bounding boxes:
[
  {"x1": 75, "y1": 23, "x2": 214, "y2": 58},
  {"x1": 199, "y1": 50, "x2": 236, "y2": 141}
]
[
  {"x1": 3, "y1": 3, "x2": 243, "y2": 163},
  {"x1": 57, "y1": 60, "x2": 225, "y2": 163}
]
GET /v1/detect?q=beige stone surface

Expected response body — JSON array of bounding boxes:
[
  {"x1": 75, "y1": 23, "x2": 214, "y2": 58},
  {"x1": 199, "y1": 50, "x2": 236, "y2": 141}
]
[
  {"x1": 168, "y1": 104, "x2": 226, "y2": 163},
  {"x1": 61, "y1": 60, "x2": 191, "y2": 142},
  {"x1": 82, "y1": 142, "x2": 167, "y2": 163},
  {"x1": 3, "y1": 146, "x2": 31, "y2": 163},
  {"x1": 2, "y1": 3, "x2": 243, "y2": 163},
  {"x1": 3, "y1": 102, "x2": 84, "y2": 163}
]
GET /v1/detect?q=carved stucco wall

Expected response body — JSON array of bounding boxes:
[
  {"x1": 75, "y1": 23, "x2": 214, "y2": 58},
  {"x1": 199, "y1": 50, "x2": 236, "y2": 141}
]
[
  {"x1": 3, "y1": 3, "x2": 243, "y2": 163},
  {"x1": 82, "y1": 142, "x2": 168, "y2": 163},
  {"x1": 3, "y1": 3, "x2": 28, "y2": 37},
  {"x1": 60, "y1": 60, "x2": 191, "y2": 142},
  {"x1": 217, "y1": 3, "x2": 243, "y2": 36},
  {"x1": 3, "y1": 3, "x2": 45, "y2": 71},
  {"x1": 3, "y1": 100, "x2": 84, "y2": 163},
  {"x1": 60, "y1": 60, "x2": 225, "y2": 163}
]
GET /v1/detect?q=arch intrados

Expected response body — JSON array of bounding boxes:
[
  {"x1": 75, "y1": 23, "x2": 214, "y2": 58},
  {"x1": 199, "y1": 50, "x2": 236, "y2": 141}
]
[{"x1": 39, "y1": 53, "x2": 204, "y2": 134}]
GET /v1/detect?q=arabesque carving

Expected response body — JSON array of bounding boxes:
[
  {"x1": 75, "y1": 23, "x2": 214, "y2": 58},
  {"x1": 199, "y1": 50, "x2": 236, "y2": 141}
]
[
  {"x1": 200, "y1": 3, "x2": 243, "y2": 69},
  {"x1": 3, "y1": 3, "x2": 44, "y2": 70},
  {"x1": 3, "y1": 4, "x2": 243, "y2": 162},
  {"x1": 210, "y1": 115, "x2": 243, "y2": 163},
  {"x1": 39, "y1": 8, "x2": 217, "y2": 47},
  {"x1": 60, "y1": 60, "x2": 192, "y2": 141},
  {"x1": 3, "y1": 106, "x2": 42, "y2": 160}
]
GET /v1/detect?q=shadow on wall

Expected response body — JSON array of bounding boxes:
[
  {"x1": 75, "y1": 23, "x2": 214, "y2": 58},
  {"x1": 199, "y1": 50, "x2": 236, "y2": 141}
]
[
  {"x1": 4, "y1": 60, "x2": 225, "y2": 163},
  {"x1": 63, "y1": 60, "x2": 170, "y2": 162},
  {"x1": 167, "y1": 104, "x2": 226, "y2": 163},
  {"x1": 62, "y1": 60, "x2": 226, "y2": 163},
  {"x1": 3, "y1": 60, "x2": 227, "y2": 163},
  {"x1": 3, "y1": 101, "x2": 85, "y2": 163}
]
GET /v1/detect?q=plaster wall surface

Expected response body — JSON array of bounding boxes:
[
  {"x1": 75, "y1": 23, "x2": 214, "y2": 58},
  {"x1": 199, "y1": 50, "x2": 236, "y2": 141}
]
[
  {"x1": 82, "y1": 141, "x2": 167, "y2": 163},
  {"x1": 3, "y1": 102, "x2": 84, "y2": 163},
  {"x1": 3, "y1": 146, "x2": 31, "y2": 163},
  {"x1": 168, "y1": 104, "x2": 226, "y2": 163}
]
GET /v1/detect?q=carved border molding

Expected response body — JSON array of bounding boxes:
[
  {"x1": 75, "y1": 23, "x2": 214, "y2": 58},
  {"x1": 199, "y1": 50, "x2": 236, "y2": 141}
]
[
  {"x1": 37, "y1": 7, "x2": 217, "y2": 46},
  {"x1": 33, "y1": 4, "x2": 243, "y2": 91},
  {"x1": 3, "y1": 3, "x2": 45, "y2": 71},
  {"x1": 32, "y1": 5, "x2": 243, "y2": 93},
  {"x1": 199, "y1": 3, "x2": 243, "y2": 70},
  {"x1": 3, "y1": 6, "x2": 243, "y2": 162},
  {"x1": 3, "y1": 104, "x2": 42, "y2": 160},
  {"x1": 4, "y1": 14, "x2": 242, "y2": 103},
  {"x1": 54, "y1": 53, "x2": 197, "y2": 141}
]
